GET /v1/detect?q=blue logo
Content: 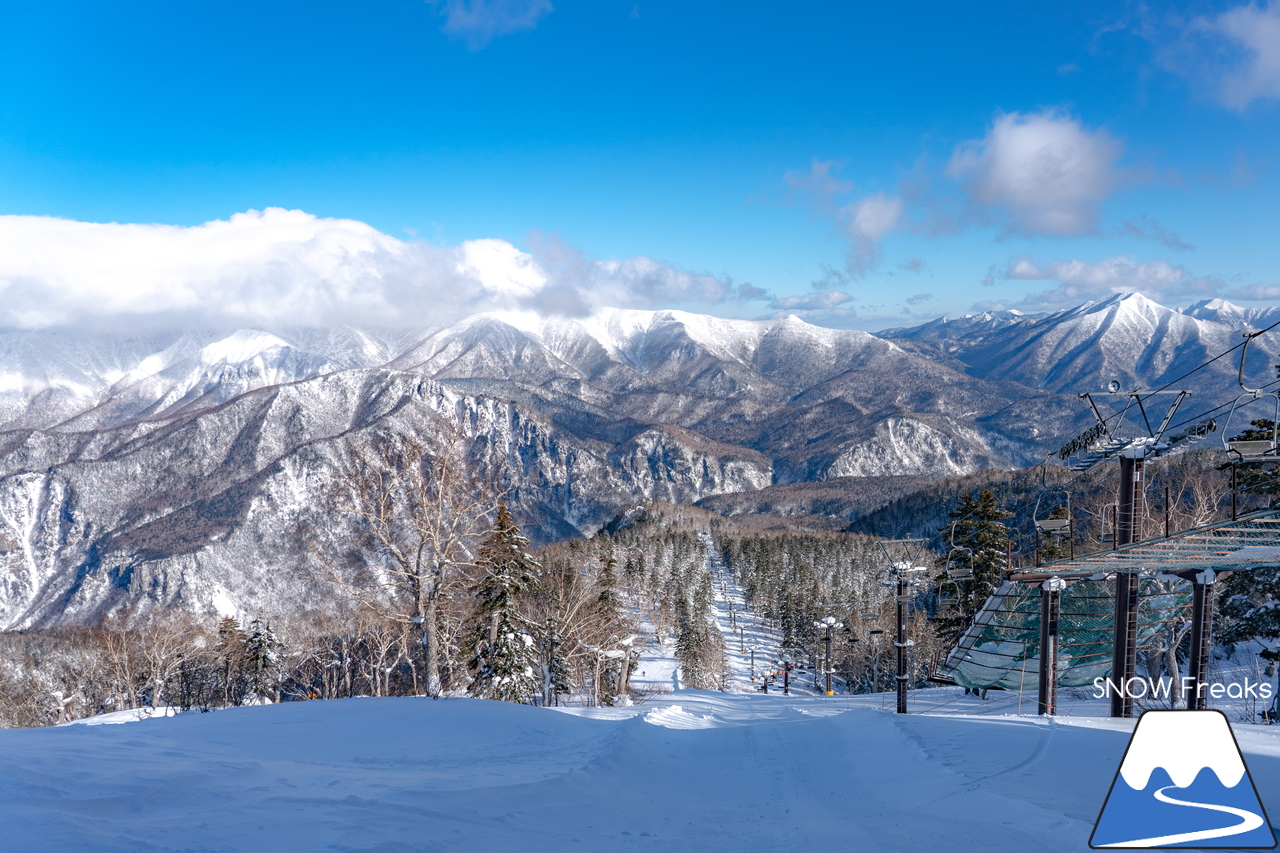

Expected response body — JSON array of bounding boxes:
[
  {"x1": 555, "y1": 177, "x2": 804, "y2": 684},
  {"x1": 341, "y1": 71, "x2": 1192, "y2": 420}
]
[{"x1": 1091, "y1": 710, "x2": 1276, "y2": 848}]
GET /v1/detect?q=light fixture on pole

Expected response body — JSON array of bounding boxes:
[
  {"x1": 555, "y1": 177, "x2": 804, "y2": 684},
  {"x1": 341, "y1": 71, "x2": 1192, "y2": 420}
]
[{"x1": 812, "y1": 616, "x2": 844, "y2": 696}]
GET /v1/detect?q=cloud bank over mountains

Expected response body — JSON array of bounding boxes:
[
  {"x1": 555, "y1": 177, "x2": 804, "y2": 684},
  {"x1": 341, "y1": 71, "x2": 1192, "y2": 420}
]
[
  {"x1": 0, "y1": 209, "x2": 754, "y2": 333},
  {"x1": 981, "y1": 254, "x2": 1217, "y2": 312}
]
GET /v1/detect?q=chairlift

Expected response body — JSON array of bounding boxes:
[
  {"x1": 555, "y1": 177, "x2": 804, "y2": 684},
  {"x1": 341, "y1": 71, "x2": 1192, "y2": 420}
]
[
  {"x1": 1222, "y1": 330, "x2": 1280, "y2": 463},
  {"x1": 1033, "y1": 489, "x2": 1073, "y2": 564},
  {"x1": 935, "y1": 525, "x2": 973, "y2": 617}
]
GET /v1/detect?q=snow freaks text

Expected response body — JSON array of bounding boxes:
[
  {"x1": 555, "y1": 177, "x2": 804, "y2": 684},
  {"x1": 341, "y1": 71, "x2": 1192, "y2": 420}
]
[{"x1": 1092, "y1": 677, "x2": 1275, "y2": 701}]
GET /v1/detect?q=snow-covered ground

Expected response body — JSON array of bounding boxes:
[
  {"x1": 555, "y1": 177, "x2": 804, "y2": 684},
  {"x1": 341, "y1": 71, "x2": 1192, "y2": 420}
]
[
  {"x1": 8, "y1": 532, "x2": 1280, "y2": 851},
  {"x1": 5, "y1": 689, "x2": 1280, "y2": 852}
]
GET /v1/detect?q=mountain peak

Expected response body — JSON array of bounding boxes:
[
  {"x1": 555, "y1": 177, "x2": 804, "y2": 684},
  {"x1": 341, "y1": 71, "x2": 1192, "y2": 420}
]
[
  {"x1": 200, "y1": 330, "x2": 293, "y2": 365},
  {"x1": 1188, "y1": 297, "x2": 1235, "y2": 312}
]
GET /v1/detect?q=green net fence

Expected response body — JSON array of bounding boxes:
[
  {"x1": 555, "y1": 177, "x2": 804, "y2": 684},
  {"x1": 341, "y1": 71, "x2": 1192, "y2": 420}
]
[{"x1": 934, "y1": 577, "x2": 1193, "y2": 691}]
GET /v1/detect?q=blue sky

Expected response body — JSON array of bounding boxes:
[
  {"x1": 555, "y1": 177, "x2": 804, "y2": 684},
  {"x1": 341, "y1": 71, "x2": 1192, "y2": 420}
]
[{"x1": 0, "y1": 1, "x2": 1278, "y2": 331}]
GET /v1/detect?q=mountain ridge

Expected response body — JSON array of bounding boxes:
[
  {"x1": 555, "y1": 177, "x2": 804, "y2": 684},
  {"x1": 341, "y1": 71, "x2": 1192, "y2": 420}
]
[{"x1": 0, "y1": 296, "x2": 1273, "y2": 626}]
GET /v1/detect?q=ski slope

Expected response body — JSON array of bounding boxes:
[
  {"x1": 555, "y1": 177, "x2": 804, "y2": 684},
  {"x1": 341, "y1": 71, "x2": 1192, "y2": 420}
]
[
  {"x1": 627, "y1": 530, "x2": 804, "y2": 697},
  {"x1": 4, "y1": 691, "x2": 1280, "y2": 852}
]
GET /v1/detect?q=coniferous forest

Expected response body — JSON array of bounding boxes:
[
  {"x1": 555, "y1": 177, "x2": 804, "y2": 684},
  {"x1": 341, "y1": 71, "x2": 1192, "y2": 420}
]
[{"x1": 0, "y1": 434, "x2": 1275, "y2": 728}]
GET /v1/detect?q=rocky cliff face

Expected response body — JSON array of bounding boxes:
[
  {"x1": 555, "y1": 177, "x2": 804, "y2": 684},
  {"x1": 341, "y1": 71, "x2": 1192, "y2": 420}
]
[
  {"x1": 0, "y1": 368, "x2": 773, "y2": 628},
  {"x1": 2, "y1": 296, "x2": 1264, "y2": 626}
]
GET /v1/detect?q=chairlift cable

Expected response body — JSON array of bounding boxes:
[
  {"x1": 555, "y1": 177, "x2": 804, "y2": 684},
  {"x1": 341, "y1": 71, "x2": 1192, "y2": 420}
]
[
  {"x1": 890, "y1": 327, "x2": 1280, "y2": 548},
  {"x1": 1149, "y1": 316, "x2": 1280, "y2": 396},
  {"x1": 1079, "y1": 320, "x2": 1280, "y2": 436},
  {"x1": 1162, "y1": 376, "x2": 1280, "y2": 437}
]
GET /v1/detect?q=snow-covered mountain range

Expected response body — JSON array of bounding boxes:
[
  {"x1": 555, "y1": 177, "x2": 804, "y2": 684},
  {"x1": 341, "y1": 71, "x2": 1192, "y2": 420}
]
[
  {"x1": 0, "y1": 294, "x2": 1274, "y2": 627},
  {"x1": 880, "y1": 293, "x2": 1280, "y2": 393}
]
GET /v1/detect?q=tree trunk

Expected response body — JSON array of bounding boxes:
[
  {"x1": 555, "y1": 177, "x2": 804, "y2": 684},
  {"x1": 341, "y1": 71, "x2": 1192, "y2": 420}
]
[
  {"x1": 424, "y1": 594, "x2": 442, "y2": 696},
  {"x1": 341, "y1": 636, "x2": 353, "y2": 698}
]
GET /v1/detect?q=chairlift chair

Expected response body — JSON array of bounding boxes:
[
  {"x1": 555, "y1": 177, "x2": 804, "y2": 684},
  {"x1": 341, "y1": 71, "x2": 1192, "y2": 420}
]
[
  {"x1": 1222, "y1": 330, "x2": 1280, "y2": 464},
  {"x1": 1033, "y1": 490, "x2": 1073, "y2": 563},
  {"x1": 1101, "y1": 502, "x2": 1118, "y2": 538},
  {"x1": 935, "y1": 529, "x2": 974, "y2": 618}
]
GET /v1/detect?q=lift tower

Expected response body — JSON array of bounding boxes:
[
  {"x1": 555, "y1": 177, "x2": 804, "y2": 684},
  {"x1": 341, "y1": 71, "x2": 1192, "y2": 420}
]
[{"x1": 1060, "y1": 384, "x2": 1213, "y2": 718}]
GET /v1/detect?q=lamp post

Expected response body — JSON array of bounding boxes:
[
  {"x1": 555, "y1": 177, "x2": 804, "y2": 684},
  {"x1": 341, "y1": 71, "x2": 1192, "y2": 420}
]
[
  {"x1": 747, "y1": 644, "x2": 758, "y2": 683},
  {"x1": 888, "y1": 561, "x2": 927, "y2": 714},
  {"x1": 813, "y1": 616, "x2": 844, "y2": 696}
]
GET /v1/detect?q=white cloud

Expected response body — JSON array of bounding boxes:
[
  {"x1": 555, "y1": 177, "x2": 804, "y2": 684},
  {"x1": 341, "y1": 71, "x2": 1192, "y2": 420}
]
[
  {"x1": 1004, "y1": 254, "x2": 1185, "y2": 290},
  {"x1": 994, "y1": 253, "x2": 1220, "y2": 310},
  {"x1": 1178, "y1": 2, "x2": 1280, "y2": 109},
  {"x1": 784, "y1": 160, "x2": 854, "y2": 199},
  {"x1": 1227, "y1": 283, "x2": 1280, "y2": 300},
  {"x1": 947, "y1": 110, "x2": 1123, "y2": 235},
  {"x1": 839, "y1": 192, "x2": 903, "y2": 275},
  {"x1": 758, "y1": 293, "x2": 857, "y2": 326},
  {"x1": 768, "y1": 291, "x2": 852, "y2": 311},
  {"x1": 0, "y1": 208, "x2": 736, "y2": 332},
  {"x1": 843, "y1": 193, "x2": 902, "y2": 242},
  {"x1": 433, "y1": 0, "x2": 553, "y2": 50}
]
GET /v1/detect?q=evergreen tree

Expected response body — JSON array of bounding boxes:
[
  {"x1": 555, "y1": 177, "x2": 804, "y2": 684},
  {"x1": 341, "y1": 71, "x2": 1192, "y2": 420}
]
[
  {"x1": 934, "y1": 488, "x2": 1012, "y2": 644},
  {"x1": 539, "y1": 615, "x2": 572, "y2": 706},
  {"x1": 592, "y1": 551, "x2": 632, "y2": 705},
  {"x1": 242, "y1": 618, "x2": 283, "y2": 702},
  {"x1": 676, "y1": 571, "x2": 727, "y2": 690},
  {"x1": 215, "y1": 616, "x2": 248, "y2": 706},
  {"x1": 465, "y1": 503, "x2": 541, "y2": 703},
  {"x1": 1221, "y1": 565, "x2": 1280, "y2": 716}
]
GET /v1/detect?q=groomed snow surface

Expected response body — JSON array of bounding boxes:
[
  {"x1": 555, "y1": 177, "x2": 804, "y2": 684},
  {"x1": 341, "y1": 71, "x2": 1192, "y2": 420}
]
[{"x1": 4, "y1": 690, "x2": 1280, "y2": 852}]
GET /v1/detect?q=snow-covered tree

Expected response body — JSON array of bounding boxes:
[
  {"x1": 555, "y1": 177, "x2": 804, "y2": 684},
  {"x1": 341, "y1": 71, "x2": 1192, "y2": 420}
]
[
  {"x1": 676, "y1": 571, "x2": 727, "y2": 690},
  {"x1": 318, "y1": 424, "x2": 500, "y2": 697},
  {"x1": 465, "y1": 503, "x2": 541, "y2": 703},
  {"x1": 215, "y1": 616, "x2": 248, "y2": 706},
  {"x1": 933, "y1": 488, "x2": 1012, "y2": 644},
  {"x1": 1221, "y1": 564, "x2": 1280, "y2": 716},
  {"x1": 243, "y1": 618, "x2": 283, "y2": 702},
  {"x1": 538, "y1": 615, "x2": 572, "y2": 706}
]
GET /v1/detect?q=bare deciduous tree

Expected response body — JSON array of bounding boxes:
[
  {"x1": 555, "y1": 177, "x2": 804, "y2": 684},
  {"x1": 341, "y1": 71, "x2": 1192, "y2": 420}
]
[{"x1": 310, "y1": 420, "x2": 502, "y2": 695}]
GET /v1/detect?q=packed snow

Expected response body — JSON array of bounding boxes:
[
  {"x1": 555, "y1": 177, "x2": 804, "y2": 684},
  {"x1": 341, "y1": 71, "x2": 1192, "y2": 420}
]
[
  {"x1": 5, "y1": 689, "x2": 1280, "y2": 852},
  {"x1": 6, "y1": 541, "x2": 1280, "y2": 852}
]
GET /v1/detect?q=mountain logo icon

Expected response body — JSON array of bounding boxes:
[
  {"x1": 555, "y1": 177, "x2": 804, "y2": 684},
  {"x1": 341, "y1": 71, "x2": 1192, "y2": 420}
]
[{"x1": 1091, "y1": 710, "x2": 1276, "y2": 848}]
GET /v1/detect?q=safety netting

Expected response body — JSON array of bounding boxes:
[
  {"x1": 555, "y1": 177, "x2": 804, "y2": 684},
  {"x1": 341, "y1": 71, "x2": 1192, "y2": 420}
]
[{"x1": 934, "y1": 577, "x2": 1193, "y2": 691}]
